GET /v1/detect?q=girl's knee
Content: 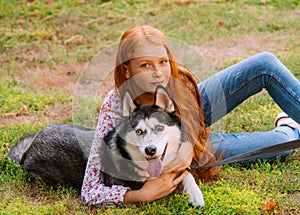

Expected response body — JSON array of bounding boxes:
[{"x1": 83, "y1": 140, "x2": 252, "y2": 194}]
[
  {"x1": 259, "y1": 52, "x2": 278, "y2": 61},
  {"x1": 252, "y1": 52, "x2": 283, "y2": 73}
]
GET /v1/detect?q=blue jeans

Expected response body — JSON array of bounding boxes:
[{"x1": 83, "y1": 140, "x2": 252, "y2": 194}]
[{"x1": 198, "y1": 52, "x2": 300, "y2": 159}]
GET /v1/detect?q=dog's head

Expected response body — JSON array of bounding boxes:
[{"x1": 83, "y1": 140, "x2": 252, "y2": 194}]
[{"x1": 121, "y1": 86, "x2": 184, "y2": 176}]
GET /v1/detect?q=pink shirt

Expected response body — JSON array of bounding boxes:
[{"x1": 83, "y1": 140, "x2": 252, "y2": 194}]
[{"x1": 81, "y1": 88, "x2": 130, "y2": 207}]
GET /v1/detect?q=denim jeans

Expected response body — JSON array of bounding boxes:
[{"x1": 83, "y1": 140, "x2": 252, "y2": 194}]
[{"x1": 198, "y1": 52, "x2": 300, "y2": 159}]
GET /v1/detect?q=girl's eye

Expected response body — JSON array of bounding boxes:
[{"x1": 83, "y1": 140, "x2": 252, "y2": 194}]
[
  {"x1": 136, "y1": 129, "x2": 143, "y2": 136},
  {"x1": 160, "y1": 59, "x2": 168, "y2": 64},
  {"x1": 154, "y1": 125, "x2": 164, "y2": 132},
  {"x1": 141, "y1": 63, "x2": 150, "y2": 68}
]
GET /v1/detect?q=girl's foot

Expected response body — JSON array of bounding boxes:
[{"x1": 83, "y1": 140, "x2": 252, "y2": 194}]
[{"x1": 275, "y1": 112, "x2": 300, "y2": 132}]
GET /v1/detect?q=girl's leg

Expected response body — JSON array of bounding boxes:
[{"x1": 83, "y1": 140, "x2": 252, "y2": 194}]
[
  {"x1": 198, "y1": 52, "x2": 300, "y2": 126},
  {"x1": 210, "y1": 125, "x2": 300, "y2": 160}
]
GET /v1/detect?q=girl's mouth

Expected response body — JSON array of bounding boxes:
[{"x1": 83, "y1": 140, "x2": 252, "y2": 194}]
[{"x1": 150, "y1": 81, "x2": 164, "y2": 86}]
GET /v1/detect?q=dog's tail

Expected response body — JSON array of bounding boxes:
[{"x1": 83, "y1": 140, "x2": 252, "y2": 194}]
[{"x1": 8, "y1": 133, "x2": 38, "y2": 164}]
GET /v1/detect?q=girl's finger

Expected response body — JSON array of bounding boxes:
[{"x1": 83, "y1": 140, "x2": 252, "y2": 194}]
[{"x1": 172, "y1": 170, "x2": 188, "y2": 185}]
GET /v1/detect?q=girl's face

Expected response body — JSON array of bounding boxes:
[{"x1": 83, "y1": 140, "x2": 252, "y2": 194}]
[{"x1": 125, "y1": 44, "x2": 171, "y2": 93}]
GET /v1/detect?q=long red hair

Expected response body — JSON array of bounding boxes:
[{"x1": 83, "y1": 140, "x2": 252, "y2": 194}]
[{"x1": 114, "y1": 25, "x2": 221, "y2": 182}]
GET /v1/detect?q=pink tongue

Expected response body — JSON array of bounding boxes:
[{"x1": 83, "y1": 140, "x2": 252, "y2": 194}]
[{"x1": 147, "y1": 158, "x2": 162, "y2": 177}]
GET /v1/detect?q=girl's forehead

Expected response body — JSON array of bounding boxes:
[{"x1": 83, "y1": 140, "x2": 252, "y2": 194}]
[{"x1": 128, "y1": 45, "x2": 168, "y2": 60}]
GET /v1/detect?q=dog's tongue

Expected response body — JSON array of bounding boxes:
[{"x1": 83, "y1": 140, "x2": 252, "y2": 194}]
[{"x1": 147, "y1": 158, "x2": 162, "y2": 177}]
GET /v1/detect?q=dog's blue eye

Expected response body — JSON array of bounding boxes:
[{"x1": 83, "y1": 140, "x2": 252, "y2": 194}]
[
  {"x1": 136, "y1": 129, "x2": 143, "y2": 136},
  {"x1": 155, "y1": 125, "x2": 164, "y2": 132}
]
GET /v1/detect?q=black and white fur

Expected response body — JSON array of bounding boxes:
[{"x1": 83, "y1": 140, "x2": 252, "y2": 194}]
[{"x1": 100, "y1": 86, "x2": 204, "y2": 207}]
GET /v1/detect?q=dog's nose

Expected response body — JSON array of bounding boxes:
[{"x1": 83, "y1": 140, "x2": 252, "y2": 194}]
[{"x1": 145, "y1": 145, "x2": 156, "y2": 156}]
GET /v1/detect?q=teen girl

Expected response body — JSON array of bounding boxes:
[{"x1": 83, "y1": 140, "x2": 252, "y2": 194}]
[{"x1": 81, "y1": 25, "x2": 300, "y2": 207}]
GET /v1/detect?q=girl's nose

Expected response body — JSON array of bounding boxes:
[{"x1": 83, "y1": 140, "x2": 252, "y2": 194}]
[
  {"x1": 152, "y1": 66, "x2": 163, "y2": 78},
  {"x1": 152, "y1": 71, "x2": 163, "y2": 78}
]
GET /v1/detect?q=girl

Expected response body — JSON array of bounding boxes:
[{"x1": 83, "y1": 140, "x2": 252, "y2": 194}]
[{"x1": 81, "y1": 25, "x2": 300, "y2": 207}]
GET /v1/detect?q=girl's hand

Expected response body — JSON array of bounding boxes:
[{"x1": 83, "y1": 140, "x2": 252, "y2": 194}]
[{"x1": 124, "y1": 170, "x2": 188, "y2": 204}]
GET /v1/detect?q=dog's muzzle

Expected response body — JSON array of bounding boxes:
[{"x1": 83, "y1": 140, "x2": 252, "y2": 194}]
[{"x1": 146, "y1": 143, "x2": 168, "y2": 177}]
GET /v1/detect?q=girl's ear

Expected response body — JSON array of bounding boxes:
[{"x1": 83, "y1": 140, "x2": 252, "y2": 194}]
[
  {"x1": 122, "y1": 90, "x2": 138, "y2": 117},
  {"x1": 154, "y1": 86, "x2": 175, "y2": 113},
  {"x1": 123, "y1": 64, "x2": 130, "y2": 79}
]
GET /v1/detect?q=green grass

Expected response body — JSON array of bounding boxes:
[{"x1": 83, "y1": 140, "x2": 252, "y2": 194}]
[
  {"x1": 0, "y1": 80, "x2": 67, "y2": 114},
  {"x1": 0, "y1": 0, "x2": 299, "y2": 214}
]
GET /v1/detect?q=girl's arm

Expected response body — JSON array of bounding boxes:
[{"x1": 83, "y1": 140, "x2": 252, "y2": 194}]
[{"x1": 81, "y1": 89, "x2": 130, "y2": 207}]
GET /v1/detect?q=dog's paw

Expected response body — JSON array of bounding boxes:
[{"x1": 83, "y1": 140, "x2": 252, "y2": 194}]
[
  {"x1": 186, "y1": 188, "x2": 204, "y2": 207},
  {"x1": 182, "y1": 173, "x2": 205, "y2": 207}
]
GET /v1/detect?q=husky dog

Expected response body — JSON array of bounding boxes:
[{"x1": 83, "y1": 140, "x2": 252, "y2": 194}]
[
  {"x1": 8, "y1": 85, "x2": 204, "y2": 207},
  {"x1": 100, "y1": 86, "x2": 204, "y2": 207}
]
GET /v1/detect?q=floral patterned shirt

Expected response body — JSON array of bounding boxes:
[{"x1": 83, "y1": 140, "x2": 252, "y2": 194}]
[{"x1": 81, "y1": 88, "x2": 130, "y2": 207}]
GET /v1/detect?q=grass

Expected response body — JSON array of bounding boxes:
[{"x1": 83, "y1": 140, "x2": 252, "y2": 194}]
[
  {"x1": 1, "y1": 0, "x2": 300, "y2": 214},
  {"x1": 0, "y1": 80, "x2": 67, "y2": 114}
]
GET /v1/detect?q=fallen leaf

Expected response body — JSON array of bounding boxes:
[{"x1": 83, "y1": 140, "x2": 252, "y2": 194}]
[
  {"x1": 260, "y1": 198, "x2": 276, "y2": 211},
  {"x1": 29, "y1": 11, "x2": 38, "y2": 18},
  {"x1": 18, "y1": 18, "x2": 26, "y2": 24},
  {"x1": 218, "y1": 20, "x2": 225, "y2": 27}
]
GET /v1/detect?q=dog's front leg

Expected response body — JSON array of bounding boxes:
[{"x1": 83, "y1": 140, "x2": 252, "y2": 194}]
[{"x1": 182, "y1": 172, "x2": 204, "y2": 207}]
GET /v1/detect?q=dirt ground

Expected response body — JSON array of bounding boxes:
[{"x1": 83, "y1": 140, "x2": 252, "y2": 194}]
[{"x1": 2, "y1": 34, "x2": 284, "y2": 126}]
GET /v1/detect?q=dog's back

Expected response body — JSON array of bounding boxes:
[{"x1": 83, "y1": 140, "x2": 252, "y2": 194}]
[{"x1": 9, "y1": 124, "x2": 94, "y2": 189}]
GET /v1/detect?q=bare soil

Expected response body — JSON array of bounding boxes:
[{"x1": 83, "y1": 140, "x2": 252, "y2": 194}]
[{"x1": 2, "y1": 34, "x2": 285, "y2": 126}]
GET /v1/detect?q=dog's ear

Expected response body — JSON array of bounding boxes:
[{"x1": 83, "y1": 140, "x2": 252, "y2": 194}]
[
  {"x1": 122, "y1": 91, "x2": 138, "y2": 117},
  {"x1": 154, "y1": 86, "x2": 175, "y2": 113}
]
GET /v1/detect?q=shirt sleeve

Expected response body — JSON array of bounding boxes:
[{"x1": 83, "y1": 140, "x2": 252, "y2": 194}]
[{"x1": 81, "y1": 88, "x2": 130, "y2": 208}]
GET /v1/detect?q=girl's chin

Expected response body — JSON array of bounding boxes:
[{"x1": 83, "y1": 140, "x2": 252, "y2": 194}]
[
  {"x1": 134, "y1": 83, "x2": 168, "y2": 93},
  {"x1": 146, "y1": 86, "x2": 165, "y2": 92}
]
